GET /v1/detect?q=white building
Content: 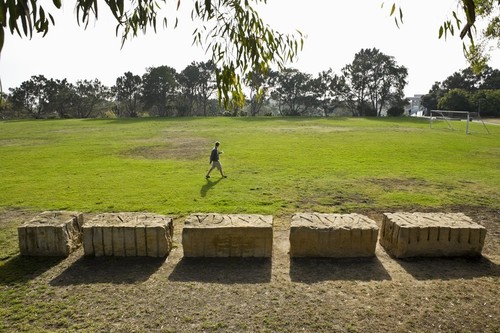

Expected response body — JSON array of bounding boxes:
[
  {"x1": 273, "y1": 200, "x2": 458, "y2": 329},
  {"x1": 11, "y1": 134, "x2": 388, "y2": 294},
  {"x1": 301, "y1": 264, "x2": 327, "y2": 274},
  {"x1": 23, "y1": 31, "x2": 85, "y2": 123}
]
[{"x1": 406, "y1": 94, "x2": 426, "y2": 117}]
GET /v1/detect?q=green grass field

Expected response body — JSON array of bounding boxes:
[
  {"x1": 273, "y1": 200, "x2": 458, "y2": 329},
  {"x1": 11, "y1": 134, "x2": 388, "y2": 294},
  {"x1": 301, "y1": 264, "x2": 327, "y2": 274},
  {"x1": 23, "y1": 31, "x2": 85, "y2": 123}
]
[
  {"x1": 0, "y1": 117, "x2": 499, "y2": 333},
  {"x1": 0, "y1": 117, "x2": 499, "y2": 215}
]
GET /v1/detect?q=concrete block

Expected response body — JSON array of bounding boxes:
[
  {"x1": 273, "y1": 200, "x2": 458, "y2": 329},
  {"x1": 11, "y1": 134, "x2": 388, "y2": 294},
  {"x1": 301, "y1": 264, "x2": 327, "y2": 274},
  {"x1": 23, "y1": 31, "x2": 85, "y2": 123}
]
[
  {"x1": 82, "y1": 213, "x2": 173, "y2": 257},
  {"x1": 289, "y1": 213, "x2": 379, "y2": 258},
  {"x1": 18, "y1": 211, "x2": 84, "y2": 256},
  {"x1": 380, "y1": 212, "x2": 487, "y2": 258},
  {"x1": 182, "y1": 213, "x2": 273, "y2": 257}
]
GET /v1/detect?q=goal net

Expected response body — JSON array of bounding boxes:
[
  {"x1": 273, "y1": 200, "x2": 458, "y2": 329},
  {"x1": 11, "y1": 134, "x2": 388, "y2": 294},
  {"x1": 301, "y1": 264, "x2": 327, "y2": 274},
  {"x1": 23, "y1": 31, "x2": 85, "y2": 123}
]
[{"x1": 429, "y1": 110, "x2": 490, "y2": 134}]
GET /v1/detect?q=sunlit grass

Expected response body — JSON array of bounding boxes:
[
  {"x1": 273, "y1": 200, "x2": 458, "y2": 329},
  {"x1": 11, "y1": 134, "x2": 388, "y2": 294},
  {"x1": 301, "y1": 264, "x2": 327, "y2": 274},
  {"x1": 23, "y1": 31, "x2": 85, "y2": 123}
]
[
  {"x1": 0, "y1": 117, "x2": 499, "y2": 332},
  {"x1": 0, "y1": 117, "x2": 498, "y2": 215}
]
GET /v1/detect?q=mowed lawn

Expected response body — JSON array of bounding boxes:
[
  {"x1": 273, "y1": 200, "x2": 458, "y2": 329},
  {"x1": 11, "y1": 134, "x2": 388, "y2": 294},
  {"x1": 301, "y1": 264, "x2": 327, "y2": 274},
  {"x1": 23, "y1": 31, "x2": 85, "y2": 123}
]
[
  {"x1": 0, "y1": 117, "x2": 498, "y2": 215},
  {"x1": 0, "y1": 117, "x2": 499, "y2": 333}
]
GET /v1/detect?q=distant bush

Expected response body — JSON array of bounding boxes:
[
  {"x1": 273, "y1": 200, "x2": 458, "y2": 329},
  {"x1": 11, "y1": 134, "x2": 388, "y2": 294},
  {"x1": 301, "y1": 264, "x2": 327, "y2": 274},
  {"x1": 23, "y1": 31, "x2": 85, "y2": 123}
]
[{"x1": 387, "y1": 106, "x2": 405, "y2": 117}]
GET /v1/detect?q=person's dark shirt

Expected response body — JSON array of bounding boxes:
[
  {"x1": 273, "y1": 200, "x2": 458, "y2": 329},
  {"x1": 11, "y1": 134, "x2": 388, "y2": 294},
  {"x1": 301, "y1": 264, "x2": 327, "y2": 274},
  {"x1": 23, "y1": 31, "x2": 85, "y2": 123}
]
[{"x1": 210, "y1": 148, "x2": 219, "y2": 162}]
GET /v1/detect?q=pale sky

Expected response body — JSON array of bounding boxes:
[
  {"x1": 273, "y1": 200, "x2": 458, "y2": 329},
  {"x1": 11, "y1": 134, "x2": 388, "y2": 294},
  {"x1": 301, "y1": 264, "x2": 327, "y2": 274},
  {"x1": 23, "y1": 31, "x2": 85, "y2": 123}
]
[{"x1": 1, "y1": 0, "x2": 499, "y2": 97}]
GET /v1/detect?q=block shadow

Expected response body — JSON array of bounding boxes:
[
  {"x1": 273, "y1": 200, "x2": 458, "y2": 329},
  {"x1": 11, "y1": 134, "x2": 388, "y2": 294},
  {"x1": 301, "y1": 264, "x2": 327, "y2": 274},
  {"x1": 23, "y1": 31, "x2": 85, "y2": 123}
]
[
  {"x1": 395, "y1": 255, "x2": 500, "y2": 280},
  {"x1": 290, "y1": 257, "x2": 391, "y2": 283},
  {"x1": 50, "y1": 256, "x2": 164, "y2": 286},
  {"x1": 289, "y1": 256, "x2": 391, "y2": 283},
  {"x1": 0, "y1": 255, "x2": 63, "y2": 285},
  {"x1": 168, "y1": 257, "x2": 272, "y2": 284}
]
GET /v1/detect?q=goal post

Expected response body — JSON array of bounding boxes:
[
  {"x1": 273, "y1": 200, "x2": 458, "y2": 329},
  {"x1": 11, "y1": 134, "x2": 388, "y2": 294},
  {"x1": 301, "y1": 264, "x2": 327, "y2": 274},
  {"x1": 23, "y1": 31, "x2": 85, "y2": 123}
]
[{"x1": 429, "y1": 110, "x2": 490, "y2": 135}]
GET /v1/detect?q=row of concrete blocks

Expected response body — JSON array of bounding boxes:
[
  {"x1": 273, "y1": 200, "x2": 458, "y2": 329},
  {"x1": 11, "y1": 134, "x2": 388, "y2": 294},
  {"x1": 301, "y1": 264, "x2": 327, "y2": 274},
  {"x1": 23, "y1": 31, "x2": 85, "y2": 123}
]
[
  {"x1": 17, "y1": 211, "x2": 487, "y2": 259},
  {"x1": 18, "y1": 212, "x2": 174, "y2": 258}
]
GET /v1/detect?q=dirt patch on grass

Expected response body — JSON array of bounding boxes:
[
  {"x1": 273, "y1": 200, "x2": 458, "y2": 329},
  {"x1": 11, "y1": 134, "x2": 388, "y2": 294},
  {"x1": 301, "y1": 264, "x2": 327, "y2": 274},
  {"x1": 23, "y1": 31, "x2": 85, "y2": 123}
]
[
  {"x1": 484, "y1": 118, "x2": 500, "y2": 125},
  {"x1": 1, "y1": 207, "x2": 499, "y2": 332},
  {"x1": 123, "y1": 137, "x2": 210, "y2": 160},
  {"x1": 297, "y1": 192, "x2": 374, "y2": 210},
  {"x1": 264, "y1": 126, "x2": 353, "y2": 134},
  {"x1": 367, "y1": 177, "x2": 431, "y2": 191}
]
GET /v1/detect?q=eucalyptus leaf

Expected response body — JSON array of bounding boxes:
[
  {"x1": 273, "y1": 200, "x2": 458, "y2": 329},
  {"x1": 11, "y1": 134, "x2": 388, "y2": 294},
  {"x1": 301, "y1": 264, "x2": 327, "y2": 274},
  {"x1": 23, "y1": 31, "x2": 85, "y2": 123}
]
[{"x1": 0, "y1": 26, "x2": 4, "y2": 52}]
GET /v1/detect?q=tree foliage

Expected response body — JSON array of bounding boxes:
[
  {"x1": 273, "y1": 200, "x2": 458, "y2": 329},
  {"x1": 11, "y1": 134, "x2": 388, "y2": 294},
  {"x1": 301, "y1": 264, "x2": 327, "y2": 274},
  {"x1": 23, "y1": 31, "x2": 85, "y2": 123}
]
[
  {"x1": 309, "y1": 69, "x2": 345, "y2": 117},
  {"x1": 43, "y1": 78, "x2": 75, "y2": 118},
  {"x1": 271, "y1": 68, "x2": 314, "y2": 116},
  {"x1": 0, "y1": 0, "x2": 303, "y2": 108},
  {"x1": 0, "y1": 91, "x2": 10, "y2": 118},
  {"x1": 437, "y1": 88, "x2": 473, "y2": 110},
  {"x1": 480, "y1": 67, "x2": 500, "y2": 88},
  {"x1": 421, "y1": 82, "x2": 446, "y2": 111},
  {"x1": 3, "y1": 48, "x2": 416, "y2": 119},
  {"x1": 9, "y1": 75, "x2": 49, "y2": 118},
  {"x1": 8, "y1": 75, "x2": 111, "y2": 118},
  {"x1": 245, "y1": 67, "x2": 277, "y2": 116},
  {"x1": 342, "y1": 48, "x2": 408, "y2": 117},
  {"x1": 422, "y1": 65, "x2": 500, "y2": 116},
  {"x1": 177, "y1": 60, "x2": 216, "y2": 116},
  {"x1": 5, "y1": 49, "x2": 498, "y2": 119},
  {"x1": 177, "y1": 63, "x2": 201, "y2": 116},
  {"x1": 112, "y1": 72, "x2": 142, "y2": 118},
  {"x1": 443, "y1": 67, "x2": 482, "y2": 91},
  {"x1": 72, "y1": 79, "x2": 110, "y2": 118},
  {"x1": 474, "y1": 89, "x2": 500, "y2": 117},
  {"x1": 386, "y1": 0, "x2": 500, "y2": 72},
  {"x1": 387, "y1": 105, "x2": 405, "y2": 116},
  {"x1": 141, "y1": 65, "x2": 178, "y2": 117}
]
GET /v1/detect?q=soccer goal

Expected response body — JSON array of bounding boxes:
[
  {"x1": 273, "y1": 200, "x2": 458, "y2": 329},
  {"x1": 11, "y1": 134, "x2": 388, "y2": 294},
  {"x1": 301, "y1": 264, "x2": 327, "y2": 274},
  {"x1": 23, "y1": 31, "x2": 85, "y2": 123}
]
[{"x1": 429, "y1": 110, "x2": 490, "y2": 135}]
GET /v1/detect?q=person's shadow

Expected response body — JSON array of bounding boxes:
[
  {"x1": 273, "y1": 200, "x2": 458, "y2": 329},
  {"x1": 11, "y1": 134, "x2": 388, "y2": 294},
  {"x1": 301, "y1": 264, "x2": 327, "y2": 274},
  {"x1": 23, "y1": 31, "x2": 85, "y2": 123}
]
[{"x1": 200, "y1": 177, "x2": 223, "y2": 197}]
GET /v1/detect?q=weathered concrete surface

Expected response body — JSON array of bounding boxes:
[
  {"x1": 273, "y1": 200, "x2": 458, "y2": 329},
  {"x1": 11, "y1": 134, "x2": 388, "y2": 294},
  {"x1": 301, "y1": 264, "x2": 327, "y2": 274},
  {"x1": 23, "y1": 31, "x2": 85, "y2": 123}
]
[
  {"x1": 182, "y1": 214, "x2": 273, "y2": 257},
  {"x1": 380, "y1": 212, "x2": 487, "y2": 258},
  {"x1": 289, "y1": 213, "x2": 379, "y2": 258},
  {"x1": 83, "y1": 213, "x2": 173, "y2": 257},
  {"x1": 18, "y1": 211, "x2": 84, "y2": 256}
]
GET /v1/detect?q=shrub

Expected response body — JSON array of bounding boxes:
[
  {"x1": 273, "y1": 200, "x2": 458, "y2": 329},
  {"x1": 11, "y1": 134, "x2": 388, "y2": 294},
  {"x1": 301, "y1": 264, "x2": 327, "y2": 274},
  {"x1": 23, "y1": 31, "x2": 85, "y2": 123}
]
[{"x1": 387, "y1": 106, "x2": 405, "y2": 117}]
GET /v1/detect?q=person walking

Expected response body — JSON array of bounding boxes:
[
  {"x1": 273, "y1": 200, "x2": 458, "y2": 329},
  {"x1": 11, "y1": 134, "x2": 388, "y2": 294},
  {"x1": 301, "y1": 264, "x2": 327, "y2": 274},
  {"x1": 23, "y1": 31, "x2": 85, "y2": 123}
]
[{"x1": 206, "y1": 141, "x2": 227, "y2": 179}]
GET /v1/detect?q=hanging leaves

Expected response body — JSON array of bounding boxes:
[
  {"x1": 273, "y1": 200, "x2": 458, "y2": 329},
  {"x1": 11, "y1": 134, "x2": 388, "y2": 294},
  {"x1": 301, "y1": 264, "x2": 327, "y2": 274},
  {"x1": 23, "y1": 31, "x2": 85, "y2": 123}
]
[
  {"x1": 190, "y1": 0, "x2": 303, "y2": 109},
  {"x1": 385, "y1": 1, "x2": 499, "y2": 73},
  {"x1": 0, "y1": 0, "x2": 303, "y2": 107}
]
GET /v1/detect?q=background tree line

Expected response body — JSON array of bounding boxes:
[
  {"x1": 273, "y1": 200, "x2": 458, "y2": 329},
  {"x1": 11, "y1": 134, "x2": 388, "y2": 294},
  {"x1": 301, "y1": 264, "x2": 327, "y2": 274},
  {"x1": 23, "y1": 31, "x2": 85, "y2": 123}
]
[
  {"x1": 1, "y1": 61, "x2": 220, "y2": 119},
  {"x1": 0, "y1": 48, "x2": 408, "y2": 119},
  {"x1": 421, "y1": 66, "x2": 500, "y2": 117},
  {"x1": 1, "y1": 48, "x2": 499, "y2": 119},
  {"x1": 0, "y1": 0, "x2": 498, "y2": 110}
]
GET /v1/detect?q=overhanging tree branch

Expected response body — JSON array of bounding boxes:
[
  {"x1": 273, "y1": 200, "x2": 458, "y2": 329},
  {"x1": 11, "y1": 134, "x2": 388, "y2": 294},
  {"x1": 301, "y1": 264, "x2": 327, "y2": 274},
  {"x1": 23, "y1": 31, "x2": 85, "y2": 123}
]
[{"x1": 0, "y1": 0, "x2": 303, "y2": 108}]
